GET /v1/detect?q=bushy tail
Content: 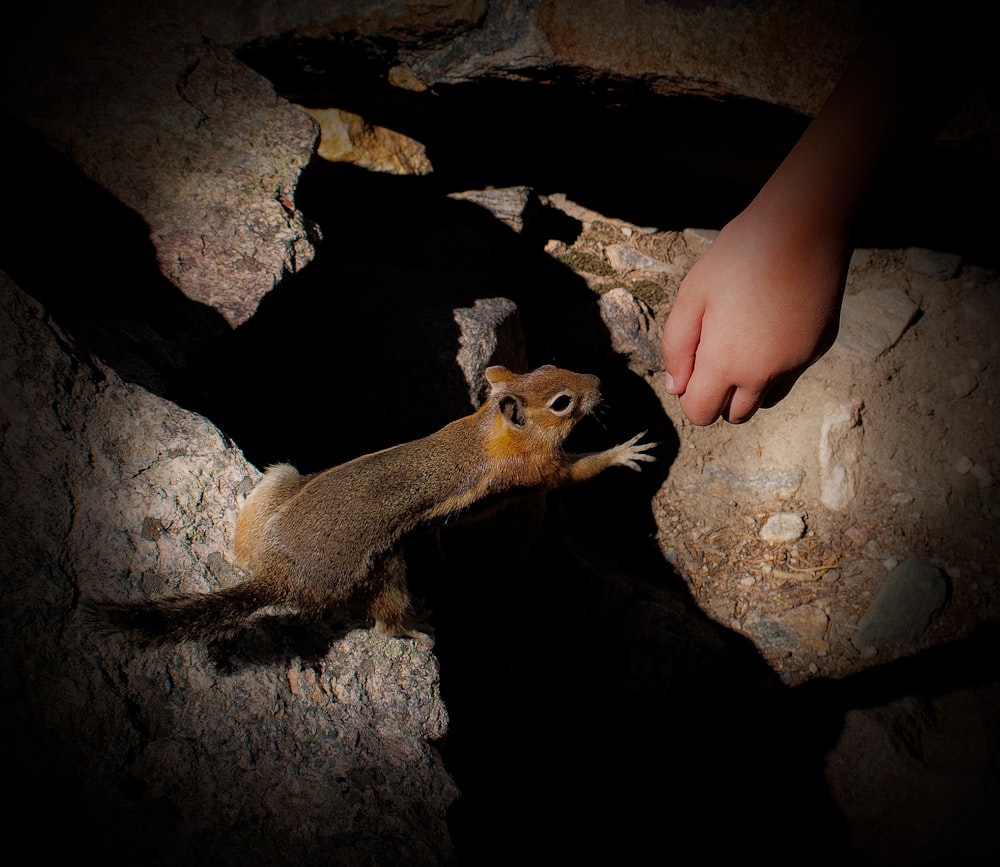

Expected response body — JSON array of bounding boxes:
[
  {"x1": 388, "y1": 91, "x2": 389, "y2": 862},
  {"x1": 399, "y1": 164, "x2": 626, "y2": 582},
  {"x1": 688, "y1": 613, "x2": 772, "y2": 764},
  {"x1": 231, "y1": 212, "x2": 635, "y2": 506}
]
[{"x1": 84, "y1": 581, "x2": 278, "y2": 646}]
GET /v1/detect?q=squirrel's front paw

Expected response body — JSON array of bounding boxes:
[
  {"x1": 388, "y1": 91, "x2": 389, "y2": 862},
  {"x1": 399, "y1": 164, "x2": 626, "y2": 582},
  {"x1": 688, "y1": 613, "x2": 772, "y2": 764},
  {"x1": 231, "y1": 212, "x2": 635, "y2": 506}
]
[{"x1": 614, "y1": 431, "x2": 658, "y2": 471}]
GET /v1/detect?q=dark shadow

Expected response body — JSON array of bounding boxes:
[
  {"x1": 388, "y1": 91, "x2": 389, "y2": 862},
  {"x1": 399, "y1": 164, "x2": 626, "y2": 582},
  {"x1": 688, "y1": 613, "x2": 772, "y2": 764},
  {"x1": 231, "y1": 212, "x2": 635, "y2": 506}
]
[
  {"x1": 798, "y1": 621, "x2": 1000, "y2": 713},
  {"x1": 418, "y1": 502, "x2": 851, "y2": 862},
  {"x1": 0, "y1": 117, "x2": 233, "y2": 408},
  {"x1": 206, "y1": 614, "x2": 358, "y2": 673}
]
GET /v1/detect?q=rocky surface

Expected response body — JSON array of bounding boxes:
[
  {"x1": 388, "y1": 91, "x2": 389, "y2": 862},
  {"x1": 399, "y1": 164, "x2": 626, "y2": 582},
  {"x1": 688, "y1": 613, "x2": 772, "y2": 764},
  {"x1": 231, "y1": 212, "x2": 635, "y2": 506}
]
[
  {"x1": 551, "y1": 197, "x2": 999, "y2": 683},
  {"x1": 0, "y1": 3, "x2": 319, "y2": 327},
  {"x1": 0, "y1": 273, "x2": 457, "y2": 865}
]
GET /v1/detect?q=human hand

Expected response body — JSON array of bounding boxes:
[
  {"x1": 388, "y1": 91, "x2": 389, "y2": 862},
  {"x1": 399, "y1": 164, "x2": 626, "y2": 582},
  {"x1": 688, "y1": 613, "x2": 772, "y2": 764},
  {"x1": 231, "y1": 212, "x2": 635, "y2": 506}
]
[{"x1": 660, "y1": 204, "x2": 848, "y2": 425}]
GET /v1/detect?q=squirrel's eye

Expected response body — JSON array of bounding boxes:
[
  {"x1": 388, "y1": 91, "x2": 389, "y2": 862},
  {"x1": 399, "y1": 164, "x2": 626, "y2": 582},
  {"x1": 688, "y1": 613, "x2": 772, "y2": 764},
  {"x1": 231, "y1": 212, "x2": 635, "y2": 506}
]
[{"x1": 548, "y1": 393, "x2": 574, "y2": 415}]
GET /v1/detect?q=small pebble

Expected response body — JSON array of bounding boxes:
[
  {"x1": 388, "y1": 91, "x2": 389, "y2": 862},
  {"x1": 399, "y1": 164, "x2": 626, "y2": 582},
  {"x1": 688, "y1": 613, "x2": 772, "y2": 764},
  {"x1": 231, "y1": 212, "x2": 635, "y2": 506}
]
[
  {"x1": 955, "y1": 455, "x2": 974, "y2": 474},
  {"x1": 844, "y1": 526, "x2": 867, "y2": 546},
  {"x1": 949, "y1": 372, "x2": 978, "y2": 397},
  {"x1": 759, "y1": 512, "x2": 805, "y2": 543}
]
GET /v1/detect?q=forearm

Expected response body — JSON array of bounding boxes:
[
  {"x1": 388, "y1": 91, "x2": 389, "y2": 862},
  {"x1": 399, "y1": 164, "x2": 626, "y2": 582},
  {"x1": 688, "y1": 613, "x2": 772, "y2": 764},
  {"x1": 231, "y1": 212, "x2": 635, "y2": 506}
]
[{"x1": 752, "y1": 15, "x2": 929, "y2": 245}]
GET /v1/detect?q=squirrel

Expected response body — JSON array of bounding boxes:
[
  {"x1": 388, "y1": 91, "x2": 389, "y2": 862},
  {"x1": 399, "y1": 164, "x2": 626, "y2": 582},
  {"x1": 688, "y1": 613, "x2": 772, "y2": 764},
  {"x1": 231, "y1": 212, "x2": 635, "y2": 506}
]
[{"x1": 89, "y1": 364, "x2": 656, "y2": 645}]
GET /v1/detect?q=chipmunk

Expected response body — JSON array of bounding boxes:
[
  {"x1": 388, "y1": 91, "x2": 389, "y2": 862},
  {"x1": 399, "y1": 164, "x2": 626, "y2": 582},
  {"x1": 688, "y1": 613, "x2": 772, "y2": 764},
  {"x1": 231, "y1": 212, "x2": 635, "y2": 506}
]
[{"x1": 90, "y1": 364, "x2": 656, "y2": 644}]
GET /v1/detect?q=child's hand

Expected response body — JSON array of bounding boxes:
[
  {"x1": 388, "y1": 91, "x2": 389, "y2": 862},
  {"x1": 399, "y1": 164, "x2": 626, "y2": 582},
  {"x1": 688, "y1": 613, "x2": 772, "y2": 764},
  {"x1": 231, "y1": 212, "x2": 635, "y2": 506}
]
[{"x1": 661, "y1": 202, "x2": 848, "y2": 425}]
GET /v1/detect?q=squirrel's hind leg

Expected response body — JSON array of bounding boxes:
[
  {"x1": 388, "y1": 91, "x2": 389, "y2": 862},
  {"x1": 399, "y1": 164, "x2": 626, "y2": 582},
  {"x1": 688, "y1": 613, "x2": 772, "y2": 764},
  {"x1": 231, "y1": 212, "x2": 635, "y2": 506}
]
[
  {"x1": 369, "y1": 553, "x2": 428, "y2": 638},
  {"x1": 234, "y1": 463, "x2": 303, "y2": 568}
]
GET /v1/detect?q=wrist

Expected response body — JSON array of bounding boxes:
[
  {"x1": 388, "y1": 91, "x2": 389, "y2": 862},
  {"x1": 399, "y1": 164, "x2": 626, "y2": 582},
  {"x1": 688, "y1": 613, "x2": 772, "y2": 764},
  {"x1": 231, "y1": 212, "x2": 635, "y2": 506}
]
[{"x1": 738, "y1": 185, "x2": 855, "y2": 255}]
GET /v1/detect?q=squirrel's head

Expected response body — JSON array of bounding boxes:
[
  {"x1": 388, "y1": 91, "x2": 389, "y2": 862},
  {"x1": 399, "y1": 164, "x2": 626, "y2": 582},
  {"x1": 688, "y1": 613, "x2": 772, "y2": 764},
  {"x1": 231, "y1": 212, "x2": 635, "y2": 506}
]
[{"x1": 483, "y1": 364, "x2": 601, "y2": 453}]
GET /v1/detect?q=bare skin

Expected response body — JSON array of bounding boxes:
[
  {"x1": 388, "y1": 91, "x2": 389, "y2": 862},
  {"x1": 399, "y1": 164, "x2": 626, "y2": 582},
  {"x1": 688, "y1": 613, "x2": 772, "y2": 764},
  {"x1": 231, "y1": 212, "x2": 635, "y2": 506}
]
[{"x1": 661, "y1": 11, "x2": 977, "y2": 425}]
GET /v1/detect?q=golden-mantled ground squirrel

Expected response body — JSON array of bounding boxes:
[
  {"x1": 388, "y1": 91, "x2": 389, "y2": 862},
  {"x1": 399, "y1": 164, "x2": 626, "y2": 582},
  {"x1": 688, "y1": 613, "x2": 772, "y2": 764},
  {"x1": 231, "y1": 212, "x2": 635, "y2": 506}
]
[{"x1": 91, "y1": 364, "x2": 656, "y2": 644}]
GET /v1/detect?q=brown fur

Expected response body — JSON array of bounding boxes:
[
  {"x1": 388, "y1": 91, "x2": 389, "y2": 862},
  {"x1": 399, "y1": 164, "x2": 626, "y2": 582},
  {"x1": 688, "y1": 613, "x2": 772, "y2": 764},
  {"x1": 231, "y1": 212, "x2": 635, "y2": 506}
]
[{"x1": 89, "y1": 365, "x2": 656, "y2": 644}]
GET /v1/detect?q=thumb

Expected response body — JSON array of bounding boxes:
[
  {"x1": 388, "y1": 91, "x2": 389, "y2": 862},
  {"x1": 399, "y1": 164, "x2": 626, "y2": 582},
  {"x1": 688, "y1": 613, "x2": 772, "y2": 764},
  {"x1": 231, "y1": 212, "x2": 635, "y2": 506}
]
[{"x1": 661, "y1": 291, "x2": 704, "y2": 395}]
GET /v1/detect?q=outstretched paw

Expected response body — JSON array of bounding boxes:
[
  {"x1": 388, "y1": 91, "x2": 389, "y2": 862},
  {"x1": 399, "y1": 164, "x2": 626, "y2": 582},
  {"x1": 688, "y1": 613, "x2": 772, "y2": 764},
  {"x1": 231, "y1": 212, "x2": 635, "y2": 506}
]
[{"x1": 614, "y1": 431, "x2": 658, "y2": 471}]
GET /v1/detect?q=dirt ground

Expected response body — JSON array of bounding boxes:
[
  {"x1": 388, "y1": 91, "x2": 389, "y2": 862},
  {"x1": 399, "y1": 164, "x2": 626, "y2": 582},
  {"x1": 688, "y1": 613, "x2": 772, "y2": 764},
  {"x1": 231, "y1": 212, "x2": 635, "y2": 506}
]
[{"x1": 546, "y1": 199, "x2": 1000, "y2": 687}]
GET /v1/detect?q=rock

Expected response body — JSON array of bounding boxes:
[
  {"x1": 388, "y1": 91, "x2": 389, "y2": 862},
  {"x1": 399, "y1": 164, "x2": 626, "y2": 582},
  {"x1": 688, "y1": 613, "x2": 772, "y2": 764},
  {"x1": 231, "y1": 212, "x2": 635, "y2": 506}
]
[
  {"x1": 0, "y1": 272, "x2": 457, "y2": 864},
  {"x1": 744, "y1": 605, "x2": 829, "y2": 655},
  {"x1": 948, "y1": 371, "x2": 979, "y2": 397},
  {"x1": 826, "y1": 698, "x2": 931, "y2": 858},
  {"x1": 759, "y1": 512, "x2": 806, "y2": 543},
  {"x1": 851, "y1": 558, "x2": 949, "y2": 652},
  {"x1": 604, "y1": 245, "x2": 681, "y2": 276},
  {"x1": 1, "y1": 5, "x2": 319, "y2": 328},
  {"x1": 545, "y1": 193, "x2": 659, "y2": 235},
  {"x1": 671, "y1": 462, "x2": 804, "y2": 499},
  {"x1": 395, "y1": 0, "x2": 860, "y2": 114},
  {"x1": 826, "y1": 689, "x2": 1000, "y2": 864},
  {"x1": 743, "y1": 616, "x2": 797, "y2": 653},
  {"x1": 449, "y1": 185, "x2": 539, "y2": 232},
  {"x1": 905, "y1": 247, "x2": 962, "y2": 280},
  {"x1": 298, "y1": 105, "x2": 433, "y2": 174},
  {"x1": 598, "y1": 287, "x2": 663, "y2": 372},
  {"x1": 819, "y1": 402, "x2": 864, "y2": 511},
  {"x1": 833, "y1": 289, "x2": 920, "y2": 361},
  {"x1": 681, "y1": 228, "x2": 719, "y2": 254},
  {"x1": 453, "y1": 297, "x2": 528, "y2": 405}
]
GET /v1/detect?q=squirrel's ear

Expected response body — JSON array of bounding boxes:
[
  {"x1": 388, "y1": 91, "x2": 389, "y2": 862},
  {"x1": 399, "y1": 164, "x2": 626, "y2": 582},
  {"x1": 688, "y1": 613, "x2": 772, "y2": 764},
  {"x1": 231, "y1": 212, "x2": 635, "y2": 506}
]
[
  {"x1": 498, "y1": 394, "x2": 526, "y2": 429},
  {"x1": 485, "y1": 365, "x2": 512, "y2": 385},
  {"x1": 485, "y1": 365, "x2": 513, "y2": 396}
]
